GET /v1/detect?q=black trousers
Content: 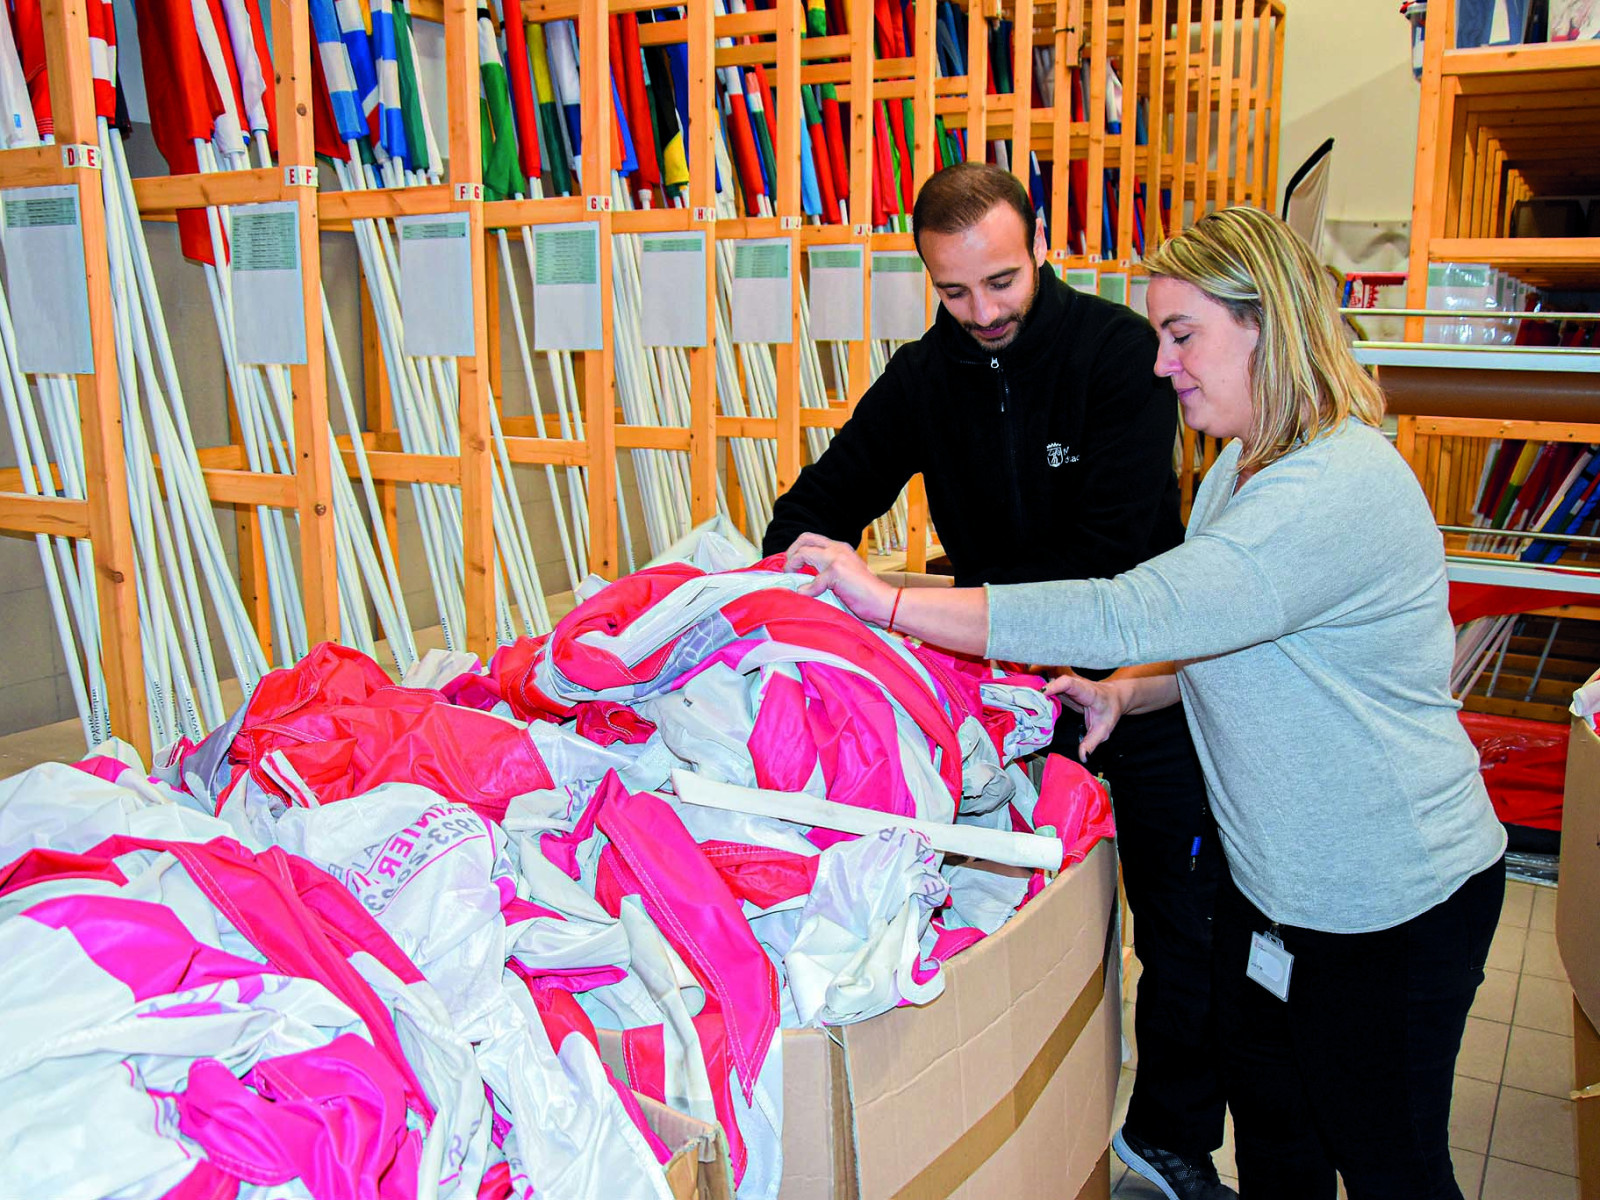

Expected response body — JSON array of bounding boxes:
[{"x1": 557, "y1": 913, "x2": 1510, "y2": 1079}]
[
  {"x1": 1058, "y1": 703, "x2": 1228, "y2": 1159},
  {"x1": 1213, "y1": 856, "x2": 1505, "y2": 1199}
]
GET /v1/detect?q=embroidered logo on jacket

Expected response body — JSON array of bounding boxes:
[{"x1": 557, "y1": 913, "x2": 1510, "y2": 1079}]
[{"x1": 1045, "y1": 442, "x2": 1079, "y2": 467}]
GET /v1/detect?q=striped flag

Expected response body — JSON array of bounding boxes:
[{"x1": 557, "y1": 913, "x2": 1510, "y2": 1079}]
[
  {"x1": 332, "y1": 0, "x2": 381, "y2": 147},
  {"x1": 544, "y1": 19, "x2": 583, "y2": 166},
  {"x1": 86, "y1": 0, "x2": 119, "y2": 121},
  {"x1": 370, "y1": 0, "x2": 410, "y2": 166},
  {"x1": 310, "y1": 0, "x2": 367, "y2": 145}
]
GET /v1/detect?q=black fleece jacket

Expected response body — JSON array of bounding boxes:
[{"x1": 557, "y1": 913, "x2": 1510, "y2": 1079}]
[{"x1": 762, "y1": 264, "x2": 1185, "y2": 589}]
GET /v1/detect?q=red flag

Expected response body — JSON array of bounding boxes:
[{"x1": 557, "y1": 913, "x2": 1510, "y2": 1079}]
[
  {"x1": 821, "y1": 92, "x2": 848, "y2": 214},
  {"x1": 871, "y1": 100, "x2": 892, "y2": 226},
  {"x1": 12, "y1": 0, "x2": 54, "y2": 137},
  {"x1": 886, "y1": 98, "x2": 912, "y2": 212},
  {"x1": 617, "y1": 15, "x2": 658, "y2": 192},
  {"x1": 726, "y1": 89, "x2": 764, "y2": 216},
  {"x1": 137, "y1": 0, "x2": 230, "y2": 263},
  {"x1": 872, "y1": 0, "x2": 902, "y2": 57},
  {"x1": 502, "y1": 6, "x2": 542, "y2": 181}
]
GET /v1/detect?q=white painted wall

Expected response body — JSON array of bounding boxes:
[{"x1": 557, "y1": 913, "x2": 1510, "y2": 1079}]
[{"x1": 1276, "y1": 0, "x2": 1422, "y2": 227}]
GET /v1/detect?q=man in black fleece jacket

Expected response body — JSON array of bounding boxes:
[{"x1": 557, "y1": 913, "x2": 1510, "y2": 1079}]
[{"x1": 763, "y1": 164, "x2": 1233, "y2": 1200}]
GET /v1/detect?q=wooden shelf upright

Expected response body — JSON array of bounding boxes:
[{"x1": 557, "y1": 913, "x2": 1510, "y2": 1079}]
[{"x1": 0, "y1": 0, "x2": 148, "y2": 758}]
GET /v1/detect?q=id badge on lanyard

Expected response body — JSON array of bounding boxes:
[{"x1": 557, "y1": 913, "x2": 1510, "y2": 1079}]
[{"x1": 1247, "y1": 927, "x2": 1294, "y2": 1001}]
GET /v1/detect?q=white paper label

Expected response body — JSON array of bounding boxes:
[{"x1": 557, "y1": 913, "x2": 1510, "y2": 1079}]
[
  {"x1": 871, "y1": 250, "x2": 926, "y2": 341},
  {"x1": 397, "y1": 213, "x2": 475, "y2": 357},
  {"x1": 730, "y1": 238, "x2": 793, "y2": 344},
  {"x1": 807, "y1": 245, "x2": 864, "y2": 342},
  {"x1": 1, "y1": 186, "x2": 93, "y2": 374},
  {"x1": 229, "y1": 202, "x2": 307, "y2": 365},
  {"x1": 533, "y1": 222, "x2": 604, "y2": 351},
  {"x1": 639, "y1": 231, "x2": 707, "y2": 347}
]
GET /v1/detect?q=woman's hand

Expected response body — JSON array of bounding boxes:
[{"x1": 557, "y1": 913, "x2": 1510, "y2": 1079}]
[
  {"x1": 785, "y1": 533, "x2": 897, "y2": 625},
  {"x1": 1045, "y1": 670, "x2": 1128, "y2": 761}
]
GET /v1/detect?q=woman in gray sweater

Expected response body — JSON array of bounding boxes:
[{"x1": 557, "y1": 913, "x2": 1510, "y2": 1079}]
[{"x1": 787, "y1": 206, "x2": 1506, "y2": 1200}]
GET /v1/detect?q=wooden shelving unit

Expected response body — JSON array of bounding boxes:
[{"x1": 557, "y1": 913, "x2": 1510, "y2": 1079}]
[
  {"x1": 1394, "y1": 0, "x2": 1600, "y2": 723},
  {"x1": 0, "y1": 0, "x2": 1285, "y2": 752},
  {"x1": 1407, "y1": 0, "x2": 1600, "y2": 328}
]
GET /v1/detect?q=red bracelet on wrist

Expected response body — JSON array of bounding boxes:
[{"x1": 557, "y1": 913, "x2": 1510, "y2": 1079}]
[{"x1": 887, "y1": 587, "x2": 904, "y2": 633}]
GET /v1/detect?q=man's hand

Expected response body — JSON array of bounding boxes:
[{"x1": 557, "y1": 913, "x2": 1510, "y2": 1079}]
[
  {"x1": 1045, "y1": 671, "x2": 1128, "y2": 761},
  {"x1": 786, "y1": 533, "x2": 898, "y2": 625}
]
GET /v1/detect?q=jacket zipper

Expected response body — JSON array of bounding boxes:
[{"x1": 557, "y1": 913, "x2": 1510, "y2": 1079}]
[{"x1": 992, "y1": 356, "x2": 1025, "y2": 532}]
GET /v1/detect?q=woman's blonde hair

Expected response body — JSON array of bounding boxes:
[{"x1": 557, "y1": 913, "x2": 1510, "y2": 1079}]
[{"x1": 1144, "y1": 206, "x2": 1385, "y2": 475}]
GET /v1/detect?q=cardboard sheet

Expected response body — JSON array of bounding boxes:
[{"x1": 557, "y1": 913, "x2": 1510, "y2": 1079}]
[{"x1": 1558, "y1": 669, "x2": 1600, "y2": 1032}]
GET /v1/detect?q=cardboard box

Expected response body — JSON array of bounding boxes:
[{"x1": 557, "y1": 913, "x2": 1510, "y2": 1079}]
[
  {"x1": 1574, "y1": 999, "x2": 1600, "y2": 1200},
  {"x1": 1558, "y1": 671, "x2": 1600, "y2": 1032},
  {"x1": 606, "y1": 840, "x2": 1119, "y2": 1200},
  {"x1": 640, "y1": 1094, "x2": 736, "y2": 1200}
]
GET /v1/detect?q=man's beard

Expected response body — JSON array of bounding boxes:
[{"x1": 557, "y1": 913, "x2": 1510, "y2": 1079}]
[{"x1": 960, "y1": 266, "x2": 1040, "y2": 351}]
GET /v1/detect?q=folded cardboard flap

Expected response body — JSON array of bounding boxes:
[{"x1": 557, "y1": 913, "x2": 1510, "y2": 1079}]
[
  {"x1": 639, "y1": 1094, "x2": 736, "y2": 1200},
  {"x1": 1557, "y1": 676, "x2": 1600, "y2": 1032}
]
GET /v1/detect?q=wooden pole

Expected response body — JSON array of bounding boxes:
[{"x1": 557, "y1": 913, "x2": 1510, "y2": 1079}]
[
  {"x1": 580, "y1": 0, "x2": 619, "y2": 577},
  {"x1": 774, "y1": 0, "x2": 803, "y2": 498},
  {"x1": 1144, "y1": 0, "x2": 1167, "y2": 244},
  {"x1": 1085, "y1": 0, "x2": 1109, "y2": 255},
  {"x1": 846, "y1": 0, "x2": 875, "y2": 409},
  {"x1": 1406, "y1": 0, "x2": 1454, "y2": 342},
  {"x1": 1011, "y1": 0, "x2": 1035, "y2": 181},
  {"x1": 687, "y1": 0, "x2": 719, "y2": 523},
  {"x1": 444, "y1": 0, "x2": 497, "y2": 653},
  {"x1": 42, "y1": 0, "x2": 148, "y2": 758},
  {"x1": 1116, "y1": 0, "x2": 1140, "y2": 260},
  {"x1": 1170, "y1": 0, "x2": 1194, "y2": 233},
  {"x1": 273, "y1": 0, "x2": 339, "y2": 648}
]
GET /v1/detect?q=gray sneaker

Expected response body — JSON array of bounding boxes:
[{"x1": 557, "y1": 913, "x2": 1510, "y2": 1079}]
[{"x1": 1112, "y1": 1126, "x2": 1238, "y2": 1200}]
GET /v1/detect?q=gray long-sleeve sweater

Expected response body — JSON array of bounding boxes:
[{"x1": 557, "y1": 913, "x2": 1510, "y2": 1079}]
[{"x1": 987, "y1": 419, "x2": 1505, "y2": 933}]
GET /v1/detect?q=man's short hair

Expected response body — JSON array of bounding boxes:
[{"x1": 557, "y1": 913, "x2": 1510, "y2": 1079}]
[{"x1": 912, "y1": 163, "x2": 1037, "y2": 255}]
